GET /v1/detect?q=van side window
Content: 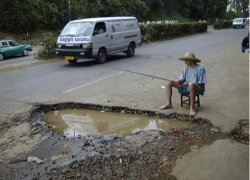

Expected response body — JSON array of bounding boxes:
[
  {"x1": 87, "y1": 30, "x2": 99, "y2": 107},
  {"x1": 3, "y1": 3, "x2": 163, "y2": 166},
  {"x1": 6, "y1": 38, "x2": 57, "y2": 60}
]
[{"x1": 93, "y1": 22, "x2": 106, "y2": 35}]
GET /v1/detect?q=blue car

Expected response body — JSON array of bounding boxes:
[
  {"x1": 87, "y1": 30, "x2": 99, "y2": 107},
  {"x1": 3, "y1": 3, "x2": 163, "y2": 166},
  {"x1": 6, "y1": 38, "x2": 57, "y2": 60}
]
[{"x1": 0, "y1": 39, "x2": 32, "y2": 61}]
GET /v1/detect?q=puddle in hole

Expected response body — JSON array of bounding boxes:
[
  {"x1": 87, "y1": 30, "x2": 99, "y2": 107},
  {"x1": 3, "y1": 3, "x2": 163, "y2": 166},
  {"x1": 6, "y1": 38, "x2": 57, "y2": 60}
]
[{"x1": 44, "y1": 109, "x2": 195, "y2": 137}]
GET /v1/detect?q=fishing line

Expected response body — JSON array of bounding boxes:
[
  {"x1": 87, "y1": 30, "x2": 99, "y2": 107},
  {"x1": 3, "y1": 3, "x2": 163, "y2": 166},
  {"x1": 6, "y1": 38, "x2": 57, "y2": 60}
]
[{"x1": 104, "y1": 65, "x2": 173, "y2": 81}]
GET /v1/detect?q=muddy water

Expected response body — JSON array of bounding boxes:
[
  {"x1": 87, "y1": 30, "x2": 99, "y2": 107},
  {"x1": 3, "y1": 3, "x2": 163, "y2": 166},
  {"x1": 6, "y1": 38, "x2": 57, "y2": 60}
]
[{"x1": 44, "y1": 109, "x2": 195, "y2": 137}]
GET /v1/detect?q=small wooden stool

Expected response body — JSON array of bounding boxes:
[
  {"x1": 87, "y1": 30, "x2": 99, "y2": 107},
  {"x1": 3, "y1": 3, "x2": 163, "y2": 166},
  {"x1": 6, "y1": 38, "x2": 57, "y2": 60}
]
[{"x1": 180, "y1": 94, "x2": 200, "y2": 107}]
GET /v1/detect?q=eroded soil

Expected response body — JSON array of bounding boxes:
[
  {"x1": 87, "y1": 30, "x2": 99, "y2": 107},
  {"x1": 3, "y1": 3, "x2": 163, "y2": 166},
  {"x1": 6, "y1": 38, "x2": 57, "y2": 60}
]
[{"x1": 0, "y1": 103, "x2": 235, "y2": 180}]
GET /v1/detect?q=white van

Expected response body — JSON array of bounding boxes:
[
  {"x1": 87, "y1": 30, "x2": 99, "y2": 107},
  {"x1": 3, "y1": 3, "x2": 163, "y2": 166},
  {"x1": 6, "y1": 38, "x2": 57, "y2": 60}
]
[
  {"x1": 55, "y1": 17, "x2": 141, "y2": 64},
  {"x1": 232, "y1": 18, "x2": 246, "y2": 29}
]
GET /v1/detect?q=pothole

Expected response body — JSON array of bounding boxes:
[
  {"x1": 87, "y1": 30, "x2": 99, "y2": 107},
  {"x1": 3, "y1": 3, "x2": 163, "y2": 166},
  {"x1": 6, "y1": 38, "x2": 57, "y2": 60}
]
[
  {"x1": 29, "y1": 102, "x2": 206, "y2": 138},
  {"x1": 44, "y1": 109, "x2": 196, "y2": 137}
]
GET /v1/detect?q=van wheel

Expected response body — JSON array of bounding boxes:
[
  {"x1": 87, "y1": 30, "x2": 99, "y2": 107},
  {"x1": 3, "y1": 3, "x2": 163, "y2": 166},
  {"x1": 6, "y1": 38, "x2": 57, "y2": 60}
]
[
  {"x1": 0, "y1": 54, "x2": 4, "y2": 61},
  {"x1": 127, "y1": 43, "x2": 135, "y2": 57},
  {"x1": 96, "y1": 48, "x2": 107, "y2": 63}
]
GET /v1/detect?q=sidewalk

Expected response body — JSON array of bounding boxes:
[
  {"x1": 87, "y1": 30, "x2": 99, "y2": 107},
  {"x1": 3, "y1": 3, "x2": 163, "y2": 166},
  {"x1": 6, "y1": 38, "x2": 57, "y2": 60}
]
[{"x1": 0, "y1": 54, "x2": 59, "y2": 73}]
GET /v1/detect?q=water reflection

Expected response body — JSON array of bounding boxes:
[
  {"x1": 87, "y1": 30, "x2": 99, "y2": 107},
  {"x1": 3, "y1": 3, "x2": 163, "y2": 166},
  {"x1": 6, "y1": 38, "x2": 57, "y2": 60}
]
[{"x1": 44, "y1": 109, "x2": 194, "y2": 137}]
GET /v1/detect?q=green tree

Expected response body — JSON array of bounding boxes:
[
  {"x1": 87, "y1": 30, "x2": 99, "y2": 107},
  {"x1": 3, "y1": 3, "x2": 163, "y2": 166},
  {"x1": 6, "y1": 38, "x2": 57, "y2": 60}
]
[
  {"x1": 227, "y1": 0, "x2": 249, "y2": 17},
  {"x1": 0, "y1": 0, "x2": 64, "y2": 32},
  {"x1": 0, "y1": 0, "x2": 234, "y2": 33}
]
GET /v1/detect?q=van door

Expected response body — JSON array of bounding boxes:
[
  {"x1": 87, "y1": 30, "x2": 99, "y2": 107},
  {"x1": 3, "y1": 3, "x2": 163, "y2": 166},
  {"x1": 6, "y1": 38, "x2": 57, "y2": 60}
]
[
  {"x1": 91, "y1": 22, "x2": 110, "y2": 56},
  {"x1": 108, "y1": 21, "x2": 125, "y2": 53}
]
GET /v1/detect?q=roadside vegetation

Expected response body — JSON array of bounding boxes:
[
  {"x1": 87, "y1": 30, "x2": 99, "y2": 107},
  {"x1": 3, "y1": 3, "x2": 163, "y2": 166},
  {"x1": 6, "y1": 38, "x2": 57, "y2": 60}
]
[
  {"x1": 213, "y1": 21, "x2": 233, "y2": 29},
  {"x1": 141, "y1": 22, "x2": 207, "y2": 42},
  {"x1": 36, "y1": 32, "x2": 58, "y2": 59},
  {"x1": 0, "y1": 0, "x2": 248, "y2": 59}
]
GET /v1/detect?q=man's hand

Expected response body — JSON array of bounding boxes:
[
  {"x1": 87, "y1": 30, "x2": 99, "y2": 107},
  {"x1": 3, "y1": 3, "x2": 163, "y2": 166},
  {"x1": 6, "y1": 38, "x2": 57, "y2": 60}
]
[
  {"x1": 177, "y1": 79, "x2": 185, "y2": 88},
  {"x1": 177, "y1": 79, "x2": 185, "y2": 84}
]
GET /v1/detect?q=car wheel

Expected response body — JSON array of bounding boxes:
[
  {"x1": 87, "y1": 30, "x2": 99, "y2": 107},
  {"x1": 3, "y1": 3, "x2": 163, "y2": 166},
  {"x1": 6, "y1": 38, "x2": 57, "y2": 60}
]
[
  {"x1": 127, "y1": 43, "x2": 135, "y2": 57},
  {"x1": 96, "y1": 48, "x2": 107, "y2": 63},
  {"x1": 23, "y1": 49, "x2": 29, "y2": 56},
  {"x1": 0, "y1": 54, "x2": 4, "y2": 61}
]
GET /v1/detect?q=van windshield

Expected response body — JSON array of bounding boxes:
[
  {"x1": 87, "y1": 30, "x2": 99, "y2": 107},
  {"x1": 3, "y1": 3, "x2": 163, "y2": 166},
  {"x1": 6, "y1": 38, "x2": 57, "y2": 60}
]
[
  {"x1": 234, "y1": 19, "x2": 243, "y2": 23},
  {"x1": 60, "y1": 22, "x2": 93, "y2": 36}
]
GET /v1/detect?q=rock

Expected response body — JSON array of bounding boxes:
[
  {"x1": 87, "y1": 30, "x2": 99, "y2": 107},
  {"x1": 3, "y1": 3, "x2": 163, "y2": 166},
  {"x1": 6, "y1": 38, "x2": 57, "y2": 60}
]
[
  {"x1": 28, "y1": 157, "x2": 45, "y2": 164},
  {"x1": 169, "y1": 146, "x2": 174, "y2": 151},
  {"x1": 210, "y1": 127, "x2": 220, "y2": 133},
  {"x1": 121, "y1": 110, "x2": 126, "y2": 114}
]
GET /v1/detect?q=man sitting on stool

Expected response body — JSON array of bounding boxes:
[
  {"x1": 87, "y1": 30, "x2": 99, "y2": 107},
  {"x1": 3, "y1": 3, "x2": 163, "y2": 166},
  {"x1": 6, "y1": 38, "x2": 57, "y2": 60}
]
[{"x1": 160, "y1": 52, "x2": 207, "y2": 117}]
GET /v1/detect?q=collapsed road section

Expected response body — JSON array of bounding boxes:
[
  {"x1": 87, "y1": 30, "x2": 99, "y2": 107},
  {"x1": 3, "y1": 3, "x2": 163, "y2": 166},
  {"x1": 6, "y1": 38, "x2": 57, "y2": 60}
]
[{"x1": 0, "y1": 103, "x2": 241, "y2": 179}]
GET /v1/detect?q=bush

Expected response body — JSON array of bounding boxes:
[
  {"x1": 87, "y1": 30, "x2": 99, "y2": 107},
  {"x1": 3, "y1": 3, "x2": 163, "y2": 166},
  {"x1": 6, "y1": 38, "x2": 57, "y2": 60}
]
[
  {"x1": 214, "y1": 21, "x2": 232, "y2": 29},
  {"x1": 140, "y1": 22, "x2": 208, "y2": 42},
  {"x1": 140, "y1": 25, "x2": 155, "y2": 43},
  {"x1": 37, "y1": 32, "x2": 58, "y2": 59}
]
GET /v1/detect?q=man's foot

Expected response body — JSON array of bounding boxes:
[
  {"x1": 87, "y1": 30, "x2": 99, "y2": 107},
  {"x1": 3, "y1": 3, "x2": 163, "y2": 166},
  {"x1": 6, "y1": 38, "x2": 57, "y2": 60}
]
[
  {"x1": 189, "y1": 109, "x2": 196, "y2": 117},
  {"x1": 160, "y1": 104, "x2": 173, "y2": 110}
]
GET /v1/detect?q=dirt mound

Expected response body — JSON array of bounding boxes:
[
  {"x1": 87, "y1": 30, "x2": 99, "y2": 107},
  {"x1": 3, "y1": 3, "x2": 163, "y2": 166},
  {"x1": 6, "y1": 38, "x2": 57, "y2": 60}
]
[{"x1": 231, "y1": 119, "x2": 249, "y2": 144}]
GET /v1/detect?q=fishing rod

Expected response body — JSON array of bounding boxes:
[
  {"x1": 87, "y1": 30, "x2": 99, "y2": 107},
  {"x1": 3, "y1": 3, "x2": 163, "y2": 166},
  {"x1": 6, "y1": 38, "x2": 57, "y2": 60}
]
[{"x1": 105, "y1": 65, "x2": 173, "y2": 81}]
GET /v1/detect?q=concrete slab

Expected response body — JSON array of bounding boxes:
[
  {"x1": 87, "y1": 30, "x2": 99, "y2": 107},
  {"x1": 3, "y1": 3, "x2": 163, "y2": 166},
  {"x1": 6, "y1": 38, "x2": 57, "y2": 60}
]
[{"x1": 171, "y1": 139, "x2": 249, "y2": 180}]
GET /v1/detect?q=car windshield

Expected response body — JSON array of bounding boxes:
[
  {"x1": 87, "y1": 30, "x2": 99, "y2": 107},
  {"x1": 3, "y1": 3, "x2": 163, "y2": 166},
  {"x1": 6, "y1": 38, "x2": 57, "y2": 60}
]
[
  {"x1": 60, "y1": 22, "x2": 93, "y2": 36},
  {"x1": 9, "y1": 41, "x2": 18, "y2": 46}
]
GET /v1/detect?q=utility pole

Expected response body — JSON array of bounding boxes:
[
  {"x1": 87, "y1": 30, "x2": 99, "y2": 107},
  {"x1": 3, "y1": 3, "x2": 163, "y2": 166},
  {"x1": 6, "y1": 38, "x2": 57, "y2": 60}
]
[{"x1": 68, "y1": 0, "x2": 71, "y2": 21}]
